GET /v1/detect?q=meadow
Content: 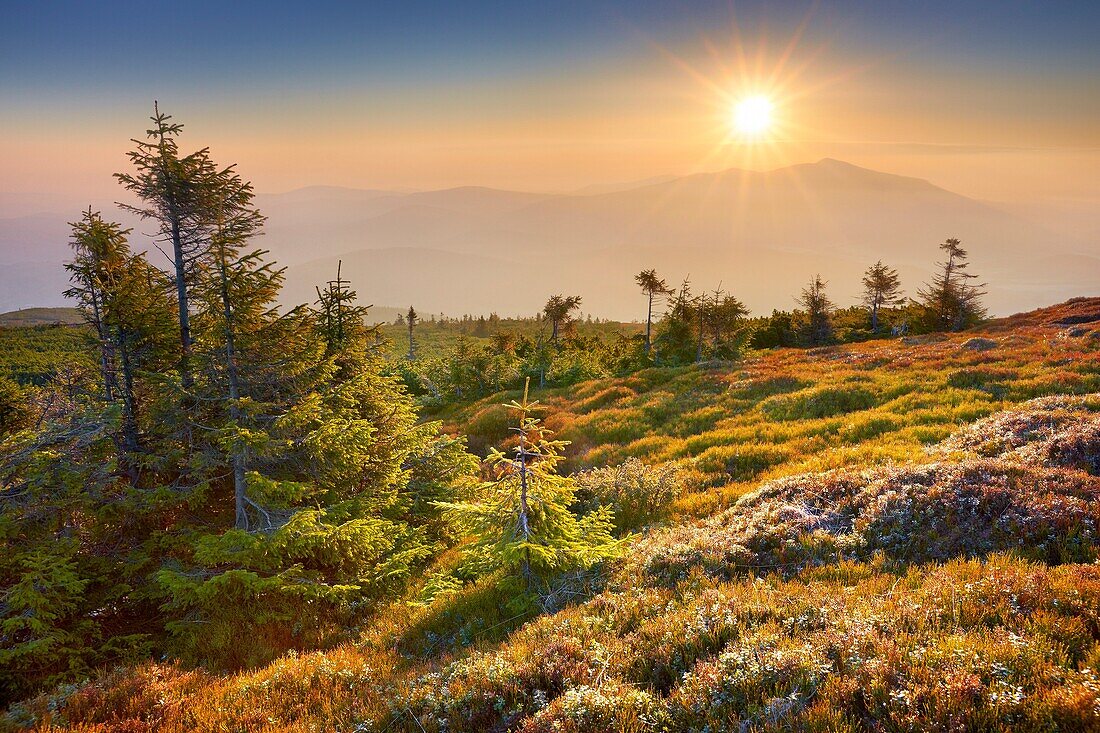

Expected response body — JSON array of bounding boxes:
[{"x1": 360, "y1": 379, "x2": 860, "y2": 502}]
[
  {"x1": 374, "y1": 315, "x2": 644, "y2": 361},
  {"x1": 6, "y1": 297, "x2": 1100, "y2": 732}
]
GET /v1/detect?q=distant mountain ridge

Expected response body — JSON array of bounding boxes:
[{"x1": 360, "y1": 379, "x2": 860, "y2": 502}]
[{"x1": 1, "y1": 159, "x2": 1096, "y2": 318}]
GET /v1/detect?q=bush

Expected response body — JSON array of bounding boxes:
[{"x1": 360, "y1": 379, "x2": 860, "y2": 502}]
[{"x1": 573, "y1": 458, "x2": 683, "y2": 532}]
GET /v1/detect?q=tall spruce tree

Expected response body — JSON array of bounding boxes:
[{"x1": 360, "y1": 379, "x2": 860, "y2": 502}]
[
  {"x1": 116, "y1": 104, "x2": 219, "y2": 388},
  {"x1": 635, "y1": 269, "x2": 672, "y2": 357}
]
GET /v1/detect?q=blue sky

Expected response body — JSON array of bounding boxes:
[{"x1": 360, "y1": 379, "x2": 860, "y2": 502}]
[{"x1": 3, "y1": 1, "x2": 1097, "y2": 91}]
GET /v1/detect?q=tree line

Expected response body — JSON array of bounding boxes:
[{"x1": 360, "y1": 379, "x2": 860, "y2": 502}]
[{"x1": 395, "y1": 242, "x2": 986, "y2": 404}]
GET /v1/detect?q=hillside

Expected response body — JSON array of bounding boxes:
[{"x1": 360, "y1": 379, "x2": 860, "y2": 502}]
[
  {"x1": 7, "y1": 298, "x2": 1100, "y2": 732},
  {"x1": 0, "y1": 308, "x2": 81, "y2": 328},
  {"x1": 3, "y1": 160, "x2": 1097, "y2": 317}
]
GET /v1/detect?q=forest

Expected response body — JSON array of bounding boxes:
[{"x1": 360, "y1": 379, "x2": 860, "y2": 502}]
[{"x1": 2, "y1": 109, "x2": 1100, "y2": 732}]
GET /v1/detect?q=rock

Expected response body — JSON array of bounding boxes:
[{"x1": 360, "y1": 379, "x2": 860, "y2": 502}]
[
  {"x1": 1059, "y1": 326, "x2": 1091, "y2": 338},
  {"x1": 959, "y1": 337, "x2": 997, "y2": 351}
]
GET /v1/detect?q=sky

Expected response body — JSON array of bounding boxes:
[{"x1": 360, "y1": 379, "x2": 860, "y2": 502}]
[{"x1": 2, "y1": 0, "x2": 1099, "y2": 208}]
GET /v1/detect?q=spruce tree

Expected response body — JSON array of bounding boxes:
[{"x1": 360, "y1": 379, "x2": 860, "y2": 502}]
[
  {"x1": 116, "y1": 104, "x2": 219, "y2": 388},
  {"x1": 635, "y1": 269, "x2": 672, "y2": 356},
  {"x1": 861, "y1": 260, "x2": 904, "y2": 332},
  {"x1": 798, "y1": 275, "x2": 834, "y2": 346},
  {"x1": 542, "y1": 294, "x2": 582, "y2": 343},
  {"x1": 435, "y1": 379, "x2": 622, "y2": 596},
  {"x1": 406, "y1": 305, "x2": 418, "y2": 360},
  {"x1": 919, "y1": 238, "x2": 987, "y2": 331},
  {"x1": 64, "y1": 210, "x2": 176, "y2": 463}
]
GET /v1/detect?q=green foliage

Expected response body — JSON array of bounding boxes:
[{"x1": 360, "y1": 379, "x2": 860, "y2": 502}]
[
  {"x1": 0, "y1": 377, "x2": 31, "y2": 436},
  {"x1": 0, "y1": 325, "x2": 95, "y2": 386},
  {"x1": 435, "y1": 383, "x2": 624, "y2": 596},
  {"x1": 8, "y1": 301, "x2": 1100, "y2": 731},
  {"x1": 761, "y1": 385, "x2": 878, "y2": 421},
  {"x1": 0, "y1": 109, "x2": 477, "y2": 700},
  {"x1": 919, "y1": 238, "x2": 988, "y2": 331},
  {"x1": 573, "y1": 458, "x2": 683, "y2": 532},
  {"x1": 797, "y1": 274, "x2": 835, "y2": 346},
  {"x1": 653, "y1": 279, "x2": 750, "y2": 365}
]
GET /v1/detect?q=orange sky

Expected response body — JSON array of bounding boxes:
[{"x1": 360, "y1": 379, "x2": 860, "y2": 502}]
[{"x1": 2, "y1": 4, "x2": 1098, "y2": 211}]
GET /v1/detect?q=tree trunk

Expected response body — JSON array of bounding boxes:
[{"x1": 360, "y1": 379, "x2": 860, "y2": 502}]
[
  {"x1": 157, "y1": 120, "x2": 193, "y2": 390},
  {"x1": 170, "y1": 213, "x2": 193, "y2": 388},
  {"x1": 695, "y1": 300, "x2": 704, "y2": 362},
  {"x1": 217, "y1": 250, "x2": 250, "y2": 530},
  {"x1": 89, "y1": 287, "x2": 115, "y2": 402},
  {"x1": 517, "y1": 403, "x2": 533, "y2": 590},
  {"x1": 117, "y1": 328, "x2": 139, "y2": 457},
  {"x1": 644, "y1": 292, "x2": 653, "y2": 356}
]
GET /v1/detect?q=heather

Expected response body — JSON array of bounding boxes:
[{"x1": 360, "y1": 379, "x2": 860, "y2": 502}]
[{"x1": 8, "y1": 299, "x2": 1100, "y2": 732}]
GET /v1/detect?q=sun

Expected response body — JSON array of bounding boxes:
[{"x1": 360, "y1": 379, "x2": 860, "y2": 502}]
[{"x1": 732, "y1": 95, "x2": 774, "y2": 136}]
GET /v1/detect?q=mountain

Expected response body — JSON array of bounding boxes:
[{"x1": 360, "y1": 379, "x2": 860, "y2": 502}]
[
  {"x1": 0, "y1": 307, "x2": 82, "y2": 327},
  {"x1": 1, "y1": 159, "x2": 1096, "y2": 318}
]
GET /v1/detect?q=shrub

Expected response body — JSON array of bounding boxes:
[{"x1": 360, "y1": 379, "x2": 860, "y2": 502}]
[{"x1": 573, "y1": 458, "x2": 683, "y2": 532}]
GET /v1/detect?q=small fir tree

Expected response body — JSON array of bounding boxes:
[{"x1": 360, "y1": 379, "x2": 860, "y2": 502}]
[
  {"x1": 798, "y1": 274, "x2": 835, "y2": 346},
  {"x1": 435, "y1": 379, "x2": 622, "y2": 594},
  {"x1": 919, "y1": 238, "x2": 987, "y2": 331},
  {"x1": 635, "y1": 269, "x2": 673, "y2": 356},
  {"x1": 861, "y1": 260, "x2": 905, "y2": 332}
]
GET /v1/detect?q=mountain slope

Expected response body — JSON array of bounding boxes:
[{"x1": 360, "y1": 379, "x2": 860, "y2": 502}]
[
  {"x1": 9, "y1": 298, "x2": 1100, "y2": 731},
  {"x1": 1, "y1": 160, "x2": 1095, "y2": 317}
]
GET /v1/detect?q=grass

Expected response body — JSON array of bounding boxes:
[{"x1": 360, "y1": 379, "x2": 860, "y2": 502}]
[
  {"x1": 375, "y1": 317, "x2": 644, "y2": 361},
  {"x1": 431, "y1": 307, "x2": 1100, "y2": 508},
  {"x1": 6, "y1": 297, "x2": 1100, "y2": 732}
]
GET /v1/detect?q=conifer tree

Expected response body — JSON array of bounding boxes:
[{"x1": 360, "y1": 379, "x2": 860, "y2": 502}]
[
  {"x1": 798, "y1": 274, "x2": 834, "y2": 346},
  {"x1": 64, "y1": 210, "x2": 175, "y2": 461},
  {"x1": 635, "y1": 269, "x2": 672, "y2": 356},
  {"x1": 116, "y1": 104, "x2": 219, "y2": 388},
  {"x1": 314, "y1": 260, "x2": 370, "y2": 356},
  {"x1": 406, "y1": 305, "x2": 418, "y2": 360},
  {"x1": 542, "y1": 294, "x2": 582, "y2": 343},
  {"x1": 861, "y1": 260, "x2": 904, "y2": 332},
  {"x1": 706, "y1": 289, "x2": 749, "y2": 357},
  {"x1": 1, "y1": 105, "x2": 478, "y2": 690},
  {"x1": 435, "y1": 379, "x2": 621, "y2": 595},
  {"x1": 919, "y1": 238, "x2": 987, "y2": 331}
]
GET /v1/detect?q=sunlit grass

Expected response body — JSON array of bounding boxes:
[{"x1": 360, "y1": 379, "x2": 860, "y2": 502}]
[{"x1": 9, "y1": 309, "x2": 1100, "y2": 731}]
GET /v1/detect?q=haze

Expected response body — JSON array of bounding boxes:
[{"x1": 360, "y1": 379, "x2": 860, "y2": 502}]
[{"x1": 1, "y1": 0, "x2": 1098, "y2": 316}]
